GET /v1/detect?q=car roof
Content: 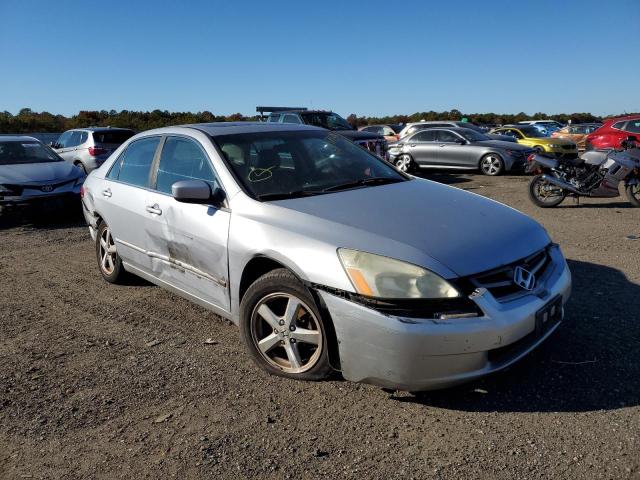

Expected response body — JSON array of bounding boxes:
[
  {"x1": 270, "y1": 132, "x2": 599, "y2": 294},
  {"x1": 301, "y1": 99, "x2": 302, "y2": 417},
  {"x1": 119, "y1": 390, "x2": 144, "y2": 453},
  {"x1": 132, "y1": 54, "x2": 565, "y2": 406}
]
[
  {"x1": 606, "y1": 114, "x2": 640, "y2": 122},
  {"x1": 0, "y1": 135, "x2": 40, "y2": 142},
  {"x1": 71, "y1": 127, "x2": 135, "y2": 132},
  {"x1": 269, "y1": 110, "x2": 332, "y2": 115},
  {"x1": 185, "y1": 121, "x2": 325, "y2": 137}
]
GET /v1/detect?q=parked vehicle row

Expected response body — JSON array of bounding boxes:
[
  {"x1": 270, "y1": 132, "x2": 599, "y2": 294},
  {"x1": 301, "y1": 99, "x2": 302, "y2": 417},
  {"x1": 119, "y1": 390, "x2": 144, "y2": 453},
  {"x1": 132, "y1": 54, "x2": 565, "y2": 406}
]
[
  {"x1": 490, "y1": 125, "x2": 578, "y2": 159},
  {"x1": 80, "y1": 121, "x2": 571, "y2": 392}
]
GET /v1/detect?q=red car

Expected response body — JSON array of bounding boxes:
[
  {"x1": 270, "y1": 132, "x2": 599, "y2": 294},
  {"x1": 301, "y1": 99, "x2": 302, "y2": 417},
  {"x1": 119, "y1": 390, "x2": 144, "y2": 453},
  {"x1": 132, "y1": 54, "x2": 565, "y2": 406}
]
[{"x1": 586, "y1": 115, "x2": 640, "y2": 150}]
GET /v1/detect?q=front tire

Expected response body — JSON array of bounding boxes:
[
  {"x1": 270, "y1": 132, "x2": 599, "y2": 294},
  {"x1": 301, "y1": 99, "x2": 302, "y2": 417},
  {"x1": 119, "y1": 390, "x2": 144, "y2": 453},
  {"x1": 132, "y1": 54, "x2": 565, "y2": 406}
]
[
  {"x1": 96, "y1": 221, "x2": 126, "y2": 283},
  {"x1": 625, "y1": 184, "x2": 640, "y2": 207},
  {"x1": 479, "y1": 154, "x2": 504, "y2": 176},
  {"x1": 394, "y1": 154, "x2": 415, "y2": 173},
  {"x1": 239, "y1": 268, "x2": 332, "y2": 381},
  {"x1": 528, "y1": 174, "x2": 567, "y2": 208}
]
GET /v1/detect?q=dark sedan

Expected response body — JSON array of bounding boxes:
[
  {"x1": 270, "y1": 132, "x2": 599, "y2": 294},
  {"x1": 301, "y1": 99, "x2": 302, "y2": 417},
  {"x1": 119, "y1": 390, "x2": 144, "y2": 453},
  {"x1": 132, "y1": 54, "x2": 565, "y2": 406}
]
[{"x1": 388, "y1": 127, "x2": 534, "y2": 175}]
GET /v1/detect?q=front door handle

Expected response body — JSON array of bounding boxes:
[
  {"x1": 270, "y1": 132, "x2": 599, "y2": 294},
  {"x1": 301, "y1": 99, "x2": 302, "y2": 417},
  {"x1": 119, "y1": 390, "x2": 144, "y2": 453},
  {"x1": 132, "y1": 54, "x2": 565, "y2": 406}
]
[
  {"x1": 409, "y1": 144, "x2": 417, "y2": 147},
  {"x1": 102, "y1": 188, "x2": 112, "y2": 198},
  {"x1": 439, "y1": 144, "x2": 446, "y2": 147},
  {"x1": 146, "y1": 204, "x2": 162, "y2": 215}
]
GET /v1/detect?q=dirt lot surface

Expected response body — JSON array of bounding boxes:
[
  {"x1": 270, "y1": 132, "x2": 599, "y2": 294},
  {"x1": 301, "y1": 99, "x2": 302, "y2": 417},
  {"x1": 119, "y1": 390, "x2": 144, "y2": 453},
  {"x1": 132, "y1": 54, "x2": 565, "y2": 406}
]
[{"x1": 1, "y1": 173, "x2": 639, "y2": 479}]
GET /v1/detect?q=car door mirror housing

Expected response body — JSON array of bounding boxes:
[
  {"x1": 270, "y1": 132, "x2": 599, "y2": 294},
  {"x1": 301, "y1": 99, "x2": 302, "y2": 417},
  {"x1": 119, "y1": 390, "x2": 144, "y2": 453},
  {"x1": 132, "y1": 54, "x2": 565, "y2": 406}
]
[
  {"x1": 171, "y1": 180, "x2": 223, "y2": 206},
  {"x1": 455, "y1": 138, "x2": 466, "y2": 145}
]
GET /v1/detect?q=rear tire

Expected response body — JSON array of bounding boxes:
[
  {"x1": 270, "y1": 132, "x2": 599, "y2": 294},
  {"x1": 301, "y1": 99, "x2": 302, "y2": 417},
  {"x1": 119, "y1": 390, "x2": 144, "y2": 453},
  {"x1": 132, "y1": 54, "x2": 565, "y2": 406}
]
[
  {"x1": 528, "y1": 174, "x2": 566, "y2": 208},
  {"x1": 96, "y1": 221, "x2": 126, "y2": 283},
  {"x1": 625, "y1": 184, "x2": 640, "y2": 207},
  {"x1": 239, "y1": 268, "x2": 333, "y2": 381},
  {"x1": 479, "y1": 154, "x2": 504, "y2": 176}
]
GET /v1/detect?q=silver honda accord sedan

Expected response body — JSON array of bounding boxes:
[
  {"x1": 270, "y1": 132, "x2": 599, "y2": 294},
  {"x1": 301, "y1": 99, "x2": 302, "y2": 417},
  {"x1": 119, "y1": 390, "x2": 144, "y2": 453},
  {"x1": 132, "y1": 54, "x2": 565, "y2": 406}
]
[{"x1": 81, "y1": 122, "x2": 571, "y2": 391}]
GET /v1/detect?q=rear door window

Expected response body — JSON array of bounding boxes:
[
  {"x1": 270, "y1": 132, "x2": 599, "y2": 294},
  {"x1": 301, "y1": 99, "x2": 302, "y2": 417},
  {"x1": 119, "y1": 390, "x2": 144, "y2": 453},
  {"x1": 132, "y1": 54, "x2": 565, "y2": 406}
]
[
  {"x1": 612, "y1": 121, "x2": 627, "y2": 130},
  {"x1": 268, "y1": 114, "x2": 280, "y2": 123},
  {"x1": 624, "y1": 120, "x2": 640, "y2": 133},
  {"x1": 154, "y1": 136, "x2": 220, "y2": 194},
  {"x1": 113, "y1": 136, "x2": 161, "y2": 187}
]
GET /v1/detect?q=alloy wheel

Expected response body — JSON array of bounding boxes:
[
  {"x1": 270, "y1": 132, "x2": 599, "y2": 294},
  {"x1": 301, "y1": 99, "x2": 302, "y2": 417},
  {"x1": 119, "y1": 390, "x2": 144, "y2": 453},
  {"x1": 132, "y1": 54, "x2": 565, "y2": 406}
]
[
  {"x1": 250, "y1": 292, "x2": 323, "y2": 374},
  {"x1": 481, "y1": 155, "x2": 502, "y2": 175},
  {"x1": 395, "y1": 155, "x2": 412, "y2": 172},
  {"x1": 98, "y1": 226, "x2": 117, "y2": 275}
]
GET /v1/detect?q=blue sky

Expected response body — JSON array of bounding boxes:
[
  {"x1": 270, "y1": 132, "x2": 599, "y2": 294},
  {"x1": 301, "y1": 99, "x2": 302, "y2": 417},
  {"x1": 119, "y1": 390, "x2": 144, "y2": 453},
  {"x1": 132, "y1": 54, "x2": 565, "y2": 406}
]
[{"x1": 1, "y1": 0, "x2": 639, "y2": 117}]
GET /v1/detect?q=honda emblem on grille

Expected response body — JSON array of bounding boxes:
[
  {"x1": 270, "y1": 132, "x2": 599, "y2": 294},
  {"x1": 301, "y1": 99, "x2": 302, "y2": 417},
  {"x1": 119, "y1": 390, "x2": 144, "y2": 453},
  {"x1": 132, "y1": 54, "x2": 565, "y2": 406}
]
[
  {"x1": 41, "y1": 185, "x2": 54, "y2": 192},
  {"x1": 514, "y1": 266, "x2": 536, "y2": 291}
]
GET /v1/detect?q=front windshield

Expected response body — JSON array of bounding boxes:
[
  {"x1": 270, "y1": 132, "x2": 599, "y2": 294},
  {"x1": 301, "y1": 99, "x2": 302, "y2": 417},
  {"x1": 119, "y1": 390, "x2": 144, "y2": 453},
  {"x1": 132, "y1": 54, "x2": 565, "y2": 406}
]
[
  {"x1": 458, "y1": 129, "x2": 490, "y2": 142},
  {"x1": 214, "y1": 131, "x2": 407, "y2": 200},
  {"x1": 0, "y1": 140, "x2": 62, "y2": 165},
  {"x1": 300, "y1": 112, "x2": 353, "y2": 131},
  {"x1": 519, "y1": 126, "x2": 545, "y2": 138}
]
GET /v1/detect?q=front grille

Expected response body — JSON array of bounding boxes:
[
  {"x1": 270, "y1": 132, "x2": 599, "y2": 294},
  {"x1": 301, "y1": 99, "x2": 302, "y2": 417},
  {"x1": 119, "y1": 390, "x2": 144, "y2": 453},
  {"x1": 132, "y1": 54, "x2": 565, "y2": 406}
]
[
  {"x1": 562, "y1": 145, "x2": 574, "y2": 150},
  {"x1": 463, "y1": 247, "x2": 552, "y2": 302},
  {"x1": 0, "y1": 184, "x2": 24, "y2": 196}
]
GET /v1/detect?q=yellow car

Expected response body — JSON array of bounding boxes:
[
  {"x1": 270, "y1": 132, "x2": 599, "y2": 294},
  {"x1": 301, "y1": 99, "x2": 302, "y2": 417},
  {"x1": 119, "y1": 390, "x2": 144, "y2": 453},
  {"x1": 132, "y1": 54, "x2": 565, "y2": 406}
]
[{"x1": 491, "y1": 126, "x2": 578, "y2": 158}]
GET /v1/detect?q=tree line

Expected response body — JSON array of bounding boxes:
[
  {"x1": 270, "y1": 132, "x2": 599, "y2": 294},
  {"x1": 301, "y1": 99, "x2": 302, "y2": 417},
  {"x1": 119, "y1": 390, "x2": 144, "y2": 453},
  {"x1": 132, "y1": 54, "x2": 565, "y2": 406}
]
[{"x1": 0, "y1": 108, "x2": 629, "y2": 134}]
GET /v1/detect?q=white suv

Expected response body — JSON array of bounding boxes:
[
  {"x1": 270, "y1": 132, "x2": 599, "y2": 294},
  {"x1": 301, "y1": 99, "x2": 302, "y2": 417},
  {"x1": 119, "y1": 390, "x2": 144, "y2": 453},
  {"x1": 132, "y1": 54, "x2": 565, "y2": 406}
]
[{"x1": 53, "y1": 127, "x2": 135, "y2": 173}]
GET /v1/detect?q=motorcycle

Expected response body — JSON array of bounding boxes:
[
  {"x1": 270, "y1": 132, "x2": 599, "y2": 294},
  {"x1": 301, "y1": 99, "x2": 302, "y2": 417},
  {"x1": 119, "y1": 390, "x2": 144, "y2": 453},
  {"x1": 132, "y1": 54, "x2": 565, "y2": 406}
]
[{"x1": 526, "y1": 135, "x2": 640, "y2": 208}]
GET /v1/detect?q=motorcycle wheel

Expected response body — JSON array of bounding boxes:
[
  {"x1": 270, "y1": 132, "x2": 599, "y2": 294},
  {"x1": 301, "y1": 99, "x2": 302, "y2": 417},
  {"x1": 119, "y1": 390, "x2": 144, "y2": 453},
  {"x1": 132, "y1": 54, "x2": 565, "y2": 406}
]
[
  {"x1": 625, "y1": 184, "x2": 640, "y2": 207},
  {"x1": 528, "y1": 174, "x2": 567, "y2": 208}
]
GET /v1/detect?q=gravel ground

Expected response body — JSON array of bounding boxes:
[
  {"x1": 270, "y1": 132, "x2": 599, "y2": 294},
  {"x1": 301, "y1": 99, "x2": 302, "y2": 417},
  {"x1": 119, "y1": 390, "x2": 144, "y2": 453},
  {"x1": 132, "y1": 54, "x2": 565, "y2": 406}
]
[{"x1": 1, "y1": 173, "x2": 639, "y2": 479}]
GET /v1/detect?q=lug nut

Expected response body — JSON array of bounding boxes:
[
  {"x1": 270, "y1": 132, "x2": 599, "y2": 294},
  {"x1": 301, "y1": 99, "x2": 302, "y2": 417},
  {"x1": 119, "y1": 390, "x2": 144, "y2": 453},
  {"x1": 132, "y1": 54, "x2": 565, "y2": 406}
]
[
  {"x1": 289, "y1": 325, "x2": 296, "y2": 331},
  {"x1": 290, "y1": 338, "x2": 296, "y2": 344},
  {"x1": 280, "y1": 340, "x2": 285, "y2": 346},
  {"x1": 279, "y1": 320, "x2": 285, "y2": 326}
]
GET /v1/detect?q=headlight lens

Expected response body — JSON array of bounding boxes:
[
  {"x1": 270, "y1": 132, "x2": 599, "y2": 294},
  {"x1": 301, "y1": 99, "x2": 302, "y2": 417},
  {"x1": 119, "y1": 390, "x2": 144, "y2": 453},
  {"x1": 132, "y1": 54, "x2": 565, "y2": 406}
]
[{"x1": 338, "y1": 249, "x2": 460, "y2": 299}]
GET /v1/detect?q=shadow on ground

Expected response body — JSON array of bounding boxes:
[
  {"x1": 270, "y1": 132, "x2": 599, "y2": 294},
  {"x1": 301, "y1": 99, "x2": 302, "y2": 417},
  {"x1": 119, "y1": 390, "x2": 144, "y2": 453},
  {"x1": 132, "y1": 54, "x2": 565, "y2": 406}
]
[
  {"x1": 0, "y1": 202, "x2": 85, "y2": 231},
  {"x1": 393, "y1": 259, "x2": 640, "y2": 413}
]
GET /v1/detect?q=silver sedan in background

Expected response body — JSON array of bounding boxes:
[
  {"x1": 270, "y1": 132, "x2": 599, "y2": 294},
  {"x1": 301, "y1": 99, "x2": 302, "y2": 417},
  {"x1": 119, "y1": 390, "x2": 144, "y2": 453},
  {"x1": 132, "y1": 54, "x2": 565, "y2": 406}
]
[
  {"x1": 0, "y1": 136, "x2": 84, "y2": 212},
  {"x1": 81, "y1": 122, "x2": 570, "y2": 391},
  {"x1": 388, "y1": 127, "x2": 535, "y2": 175}
]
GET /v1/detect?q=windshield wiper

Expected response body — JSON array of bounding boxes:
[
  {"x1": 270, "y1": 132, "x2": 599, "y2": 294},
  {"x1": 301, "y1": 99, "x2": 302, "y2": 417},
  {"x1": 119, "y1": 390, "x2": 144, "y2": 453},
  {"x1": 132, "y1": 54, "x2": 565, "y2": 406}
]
[
  {"x1": 255, "y1": 189, "x2": 325, "y2": 201},
  {"x1": 322, "y1": 177, "x2": 404, "y2": 192}
]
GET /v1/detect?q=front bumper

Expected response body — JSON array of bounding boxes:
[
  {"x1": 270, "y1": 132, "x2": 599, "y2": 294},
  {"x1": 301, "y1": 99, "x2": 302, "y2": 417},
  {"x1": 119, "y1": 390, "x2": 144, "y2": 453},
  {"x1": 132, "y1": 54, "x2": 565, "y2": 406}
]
[
  {"x1": 0, "y1": 189, "x2": 81, "y2": 208},
  {"x1": 319, "y1": 248, "x2": 571, "y2": 391}
]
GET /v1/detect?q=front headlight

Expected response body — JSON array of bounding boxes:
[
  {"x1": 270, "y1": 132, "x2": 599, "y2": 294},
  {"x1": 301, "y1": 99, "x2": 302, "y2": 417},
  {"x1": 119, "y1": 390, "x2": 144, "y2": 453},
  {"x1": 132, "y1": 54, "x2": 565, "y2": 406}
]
[
  {"x1": 547, "y1": 144, "x2": 562, "y2": 149},
  {"x1": 338, "y1": 249, "x2": 460, "y2": 299}
]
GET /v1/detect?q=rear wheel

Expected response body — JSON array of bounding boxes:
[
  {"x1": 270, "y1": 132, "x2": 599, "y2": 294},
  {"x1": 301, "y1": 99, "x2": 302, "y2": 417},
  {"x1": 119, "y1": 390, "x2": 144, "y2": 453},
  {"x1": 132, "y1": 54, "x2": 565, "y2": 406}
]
[
  {"x1": 479, "y1": 154, "x2": 504, "y2": 176},
  {"x1": 528, "y1": 174, "x2": 566, "y2": 207},
  {"x1": 625, "y1": 184, "x2": 640, "y2": 207},
  {"x1": 394, "y1": 154, "x2": 415, "y2": 173},
  {"x1": 96, "y1": 221, "x2": 126, "y2": 283},
  {"x1": 240, "y1": 268, "x2": 332, "y2": 381},
  {"x1": 534, "y1": 146, "x2": 545, "y2": 154}
]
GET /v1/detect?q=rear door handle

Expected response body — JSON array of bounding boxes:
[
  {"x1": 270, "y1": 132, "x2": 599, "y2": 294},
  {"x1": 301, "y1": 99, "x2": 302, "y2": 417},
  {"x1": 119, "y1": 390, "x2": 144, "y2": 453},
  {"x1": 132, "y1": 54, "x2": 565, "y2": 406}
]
[
  {"x1": 102, "y1": 188, "x2": 112, "y2": 198},
  {"x1": 146, "y1": 204, "x2": 162, "y2": 215},
  {"x1": 409, "y1": 144, "x2": 416, "y2": 147}
]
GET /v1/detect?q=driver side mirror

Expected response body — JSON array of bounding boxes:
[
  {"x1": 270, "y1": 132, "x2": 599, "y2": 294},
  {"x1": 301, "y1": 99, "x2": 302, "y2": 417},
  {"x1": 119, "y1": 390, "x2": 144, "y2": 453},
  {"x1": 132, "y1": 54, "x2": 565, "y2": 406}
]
[
  {"x1": 172, "y1": 180, "x2": 226, "y2": 207},
  {"x1": 626, "y1": 135, "x2": 638, "y2": 143},
  {"x1": 455, "y1": 138, "x2": 466, "y2": 145}
]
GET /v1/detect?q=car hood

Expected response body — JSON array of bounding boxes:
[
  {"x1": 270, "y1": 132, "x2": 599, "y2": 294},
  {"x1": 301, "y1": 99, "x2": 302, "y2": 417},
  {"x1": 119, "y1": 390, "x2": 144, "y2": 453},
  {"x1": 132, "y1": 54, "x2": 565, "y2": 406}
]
[
  {"x1": 265, "y1": 179, "x2": 550, "y2": 278},
  {"x1": 335, "y1": 130, "x2": 384, "y2": 141},
  {"x1": 487, "y1": 133, "x2": 517, "y2": 142},
  {"x1": 0, "y1": 161, "x2": 81, "y2": 184},
  {"x1": 475, "y1": 140, "x2": 531, "y2": 150}
]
